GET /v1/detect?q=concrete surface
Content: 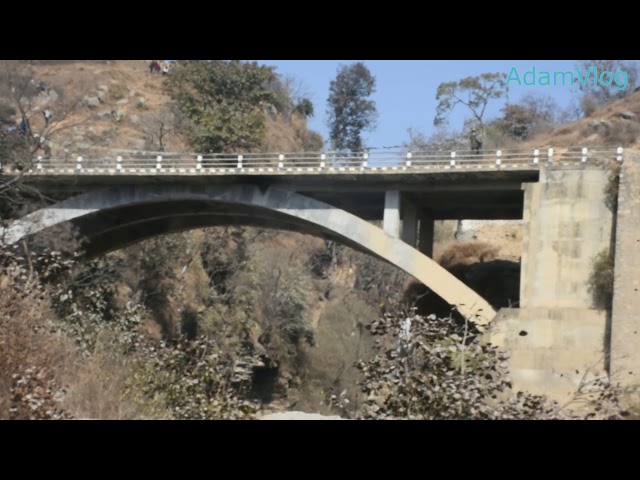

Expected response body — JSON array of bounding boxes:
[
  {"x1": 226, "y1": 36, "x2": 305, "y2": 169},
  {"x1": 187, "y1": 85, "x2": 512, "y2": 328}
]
[
  {"x1": 489, "y1": 307, "x2": 608, "y2": 401},
  {"x1": 611, "y1": 154, "x2": 640, "y2": 386},
  {"x1": 520, "y1": 165, "x2": 614, "y2": 309},
  {"x1": 0, "y1": 184, "x2": 496, "y2": 325}
]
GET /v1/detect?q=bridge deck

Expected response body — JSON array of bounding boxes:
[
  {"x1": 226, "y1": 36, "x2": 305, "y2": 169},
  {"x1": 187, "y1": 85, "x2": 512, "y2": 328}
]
[{"x1": 1, "y1": 148, "x2": 622, "y2": 221}]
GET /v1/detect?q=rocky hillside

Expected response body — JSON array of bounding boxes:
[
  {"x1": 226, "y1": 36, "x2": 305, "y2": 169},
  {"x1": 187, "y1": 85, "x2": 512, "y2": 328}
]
[
  {"x1": 1, "y1": 60, "x2": 318, "y2": 156},
  {"x1": 525, "y1": 91, "x2": 640, "y2": 149}
]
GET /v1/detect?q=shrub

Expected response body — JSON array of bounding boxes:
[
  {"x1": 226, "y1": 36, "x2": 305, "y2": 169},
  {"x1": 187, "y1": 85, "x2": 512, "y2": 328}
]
[
  {"x1": 333, "y1": 309, "x2": 628, "y2": 420},
  {"x1": 438, "y1": 241, "x2": 499, "y2": 269},
  {"x1": 136, "y1": 97, "x2": 148, "y2": 111},
  {"x1": 588, "y1": 249, "x2": 615, "y2": 310},
  {"x1": 605, "y1": 162, "x2": 621, "y2": 212},
  {"x1": 109, "y1": 83, "x2": 128, "y2": 101}
]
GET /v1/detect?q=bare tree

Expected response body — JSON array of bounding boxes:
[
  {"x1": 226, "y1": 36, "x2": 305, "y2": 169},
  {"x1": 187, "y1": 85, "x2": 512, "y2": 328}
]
[
  {"x1": 139, "y1": 104, "x2": 178, "y2": 152},
  {"x1": 0, "y1": 61, "x2": 93, "y2": 228}
]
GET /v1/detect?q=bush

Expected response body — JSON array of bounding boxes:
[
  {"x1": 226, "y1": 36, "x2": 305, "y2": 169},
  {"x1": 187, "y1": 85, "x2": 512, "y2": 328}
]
[
  {"x1": 136, "y1": 97, "x2": 148, "y2": 111},
  {"x1": 333, "y1": 309, "x2": 628, "y2": 420},
  {"x1": 605, "y1": 162, "x2": 621, "y2": 212},
  {"x1": 588, "y1": 249, "x2": 615, "y2": 310},
  {"x1": 303, "y1": 130, "x2": 324, "y2": 152},
  {"x1": 438, "y1": 241, "x2": 499, "y2": 269},
  {"x1": 109, "y1": 83, "x2": 128, "y2": 101},
  {"x1": 128, "y1": 336, "x2": 260, "y2": 420}
]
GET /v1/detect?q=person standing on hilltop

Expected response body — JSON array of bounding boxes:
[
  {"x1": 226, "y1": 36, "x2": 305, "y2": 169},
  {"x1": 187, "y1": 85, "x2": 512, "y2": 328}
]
[
  {"x1": 149, "y1": 61, "x2": 155, "y2": 74},
  {"x1": 43, "y1": 109, "x2": 52, "y2": 128}
]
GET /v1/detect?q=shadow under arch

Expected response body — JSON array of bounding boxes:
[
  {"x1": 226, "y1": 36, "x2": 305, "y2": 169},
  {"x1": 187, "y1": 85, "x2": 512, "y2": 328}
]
[{"x1": 1, "y1": 184, "x2": 497, "y2": 325}]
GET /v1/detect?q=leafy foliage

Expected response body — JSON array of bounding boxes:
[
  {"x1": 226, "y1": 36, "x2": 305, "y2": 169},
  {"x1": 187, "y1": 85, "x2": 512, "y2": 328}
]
[
  {"x1": 129, "y1": 336, "x2": 260, "y2": 420},
  {"x1": 9, "y1": 367, "x2": 72, "y2": 420},
  {"x1": 434, "y1": 73, "x2": 508, "y2": 130},
  {"x1": 165, "y1": 60, "x2": 276, "y2": 153},
  {"x1": 605, "y1": 162, "x2": 621, "y2": 212},
  {"x1": 332, "y1": 310, "x2": 629, "y2": 420},
  {"x1": 295, "y1": 98, "x2": 314, "y2": 118},
  {"x1": 0, "y1": 243, "x2": 76, "y2": 419},
  {"x1": 588, "y1": 249, "x2": 615, "y2": 310},
  {"x1": 327, "y1": 62, "x2": 378, "y2": 151}
]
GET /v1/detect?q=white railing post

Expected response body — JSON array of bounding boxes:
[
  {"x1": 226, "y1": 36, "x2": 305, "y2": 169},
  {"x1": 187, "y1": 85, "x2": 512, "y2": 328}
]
[
  {"x1": 116, "y1": 156, "x2": 123, "y2": 171},
  {"x1": 36, "y1": 156, "x2": 43, "y2": 170},
  {"x1": 362, "y1": 152, "x2": 368, "y2": 169},
  {"x1": 547, "y1": 148, "x2": 554, "y2": 163},
  {"x1": 156, "y1": 155, "x2": 162, "y2": 170},
  {"x1": 237, "y1": 155, "x2": 243, "y2": 169},
  {"x1": 77, "y1": 156, "x2": 83, "y2": 170},
  {"x1": 320, "y1": 153, "x2": 326, "y2": 168},
  {"x1": 581, "y1": 147, "x2": 588, "y2": 163},
  {"x1": 450, "y1": 152, "x2": 456, "y2": 166},
  {"x1": 278, "y1": 154, "x2": 284, "y2": 169},
  {"x1": 197, "y1": 155, "x2": 203, "y2": 170},
  {"x1": 617, "y1": 146, "x2": 624, "y2": 162},
  {"x1": 533, "y1": 149, "x2": 539, "y2": 164},
  {"x1": 406, "y1": 152, "x2": 412, "y2": 167},
  {"x1": 496, "y1": 150, "x2": 502, "y2": 166}
]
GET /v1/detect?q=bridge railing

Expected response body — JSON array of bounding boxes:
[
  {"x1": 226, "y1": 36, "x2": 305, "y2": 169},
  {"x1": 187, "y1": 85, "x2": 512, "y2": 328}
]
[{"x1": 3, "y1": 147, "x2": 624, "y2": 174}]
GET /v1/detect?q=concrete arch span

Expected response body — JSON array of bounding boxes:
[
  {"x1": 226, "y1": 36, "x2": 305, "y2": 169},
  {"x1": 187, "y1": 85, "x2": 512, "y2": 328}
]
[{"x1": 1, "y1": 184, "x2": 497, "y2": 325}]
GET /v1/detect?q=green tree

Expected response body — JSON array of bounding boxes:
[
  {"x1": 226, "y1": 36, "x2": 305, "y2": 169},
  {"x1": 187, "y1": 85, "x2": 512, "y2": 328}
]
[
  {"x1": 165, "y1": 61, "x2": 276, "y2": 153},
  {"x1": 295, "y1": 98, "x2": 314, "y2": 118},
  {"x1": 327, "y1": 62, "x2": 378, "y2": 151},
  {"x1": 434, "y1": 73, "x2": 508, "y2": 131}
]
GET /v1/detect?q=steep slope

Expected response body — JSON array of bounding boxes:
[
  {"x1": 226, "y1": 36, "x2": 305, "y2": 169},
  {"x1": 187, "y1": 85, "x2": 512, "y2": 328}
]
[{"x1": 2, "y1": 60, "x2": 317, "y2": 156}]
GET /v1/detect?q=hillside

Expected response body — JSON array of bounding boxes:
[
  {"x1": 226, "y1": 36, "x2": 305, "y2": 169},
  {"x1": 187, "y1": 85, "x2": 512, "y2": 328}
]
[
  {"x1": 525, "y1": 91, "x2": 640, "y2": 149},
  {"x1": 1, "y1": 60, "x2": 317, "y2": 156}
]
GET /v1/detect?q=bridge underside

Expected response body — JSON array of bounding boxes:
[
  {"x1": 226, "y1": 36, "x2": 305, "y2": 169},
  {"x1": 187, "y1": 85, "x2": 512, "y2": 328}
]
[
  {"x1": 70, "y1": 201, "x2": 381, "y2": 259},
  {"x1": 18, "y1": 169, "x2": 537, "y2": 221},
  {"x1": 1, "y1": 184, "x2": 497, "y2": 325}
]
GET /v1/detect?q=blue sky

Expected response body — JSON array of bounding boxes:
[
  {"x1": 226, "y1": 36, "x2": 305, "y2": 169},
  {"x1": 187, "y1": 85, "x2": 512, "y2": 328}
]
[{"x1": 257, "y1": 60, "x2": 590, "y2": 149}]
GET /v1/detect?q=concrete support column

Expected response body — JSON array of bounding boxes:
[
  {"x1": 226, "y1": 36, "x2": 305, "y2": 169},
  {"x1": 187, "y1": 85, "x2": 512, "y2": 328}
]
[
  {"x1": 383, "y1": 190, "x2": 400, "y2": 237},
  {"x1": 418, "y1": 215, "x2": 434, "y2": 258},
  {"x1": 401, "y1": 199, "x2": 418, "y2": 247},
  {"x1": 611, "y1": 155, "x2": 640, "y2": 386}
]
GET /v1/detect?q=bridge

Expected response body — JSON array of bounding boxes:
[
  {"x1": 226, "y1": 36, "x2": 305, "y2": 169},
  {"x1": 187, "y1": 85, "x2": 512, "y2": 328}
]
[{"x1": 2, "y1": 146, "x2": 638, "y2": 400}]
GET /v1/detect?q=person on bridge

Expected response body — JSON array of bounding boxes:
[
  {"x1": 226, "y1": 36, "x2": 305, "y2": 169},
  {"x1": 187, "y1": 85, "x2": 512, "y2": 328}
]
[{"x1": 470, "y1": 127, "x2": 483, "y2": 155}]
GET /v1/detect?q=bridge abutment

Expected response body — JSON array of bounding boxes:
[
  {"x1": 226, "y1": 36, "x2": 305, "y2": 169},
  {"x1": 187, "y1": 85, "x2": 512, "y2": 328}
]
[
  {"x1": 491, "y1": 165, "x2": 616, "y2": 400},
  {"x1": 611, "y1": 154, "x2": 640, "y2": 387}
]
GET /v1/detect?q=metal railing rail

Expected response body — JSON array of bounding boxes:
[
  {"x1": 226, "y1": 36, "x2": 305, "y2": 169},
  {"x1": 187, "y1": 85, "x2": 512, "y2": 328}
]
[{"x1": 0, "y1": 147, "x2": 624, "y2": 175}]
